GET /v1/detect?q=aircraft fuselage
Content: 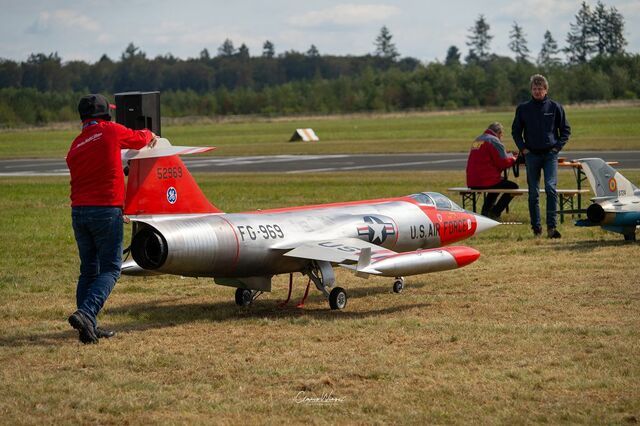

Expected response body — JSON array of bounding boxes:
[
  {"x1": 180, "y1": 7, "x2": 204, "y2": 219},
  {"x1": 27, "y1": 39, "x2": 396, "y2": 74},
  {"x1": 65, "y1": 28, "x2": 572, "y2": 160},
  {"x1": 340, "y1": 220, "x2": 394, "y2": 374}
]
[{"x1": 130, "y1": 196, "x2": 485, "y2": 278}]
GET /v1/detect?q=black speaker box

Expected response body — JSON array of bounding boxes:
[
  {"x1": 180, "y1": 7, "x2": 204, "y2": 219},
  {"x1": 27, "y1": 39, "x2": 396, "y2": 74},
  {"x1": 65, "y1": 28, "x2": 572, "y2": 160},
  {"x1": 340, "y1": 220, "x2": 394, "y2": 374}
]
[{"x1": 114, "y1": 91, "x2": 161, "y2": 136}]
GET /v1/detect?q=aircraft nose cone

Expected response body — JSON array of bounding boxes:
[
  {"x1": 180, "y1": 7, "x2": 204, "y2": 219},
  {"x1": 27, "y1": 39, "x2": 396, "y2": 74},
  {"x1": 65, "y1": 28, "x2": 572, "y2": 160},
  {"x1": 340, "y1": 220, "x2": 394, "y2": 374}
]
[{"x1": 474, "y1": 214, "x2": 500, "y2": 233}]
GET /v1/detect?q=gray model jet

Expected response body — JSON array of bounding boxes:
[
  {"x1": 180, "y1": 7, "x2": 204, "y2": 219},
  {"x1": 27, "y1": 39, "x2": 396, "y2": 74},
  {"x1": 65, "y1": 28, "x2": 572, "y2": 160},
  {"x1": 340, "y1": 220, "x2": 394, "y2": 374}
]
[
  {"x1": 576, "y1": 158, "x2": 640, "y2": 241},
  {"x1": 121, "y1": 139, "x2": 498, "y2": 310}
]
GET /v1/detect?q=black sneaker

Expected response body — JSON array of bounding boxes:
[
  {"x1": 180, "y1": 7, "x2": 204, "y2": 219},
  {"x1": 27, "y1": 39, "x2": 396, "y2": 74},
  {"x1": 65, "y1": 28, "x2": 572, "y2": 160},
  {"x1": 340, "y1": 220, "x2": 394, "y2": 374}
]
[
  {"x1": 532, "y1": 226, "x2": 543, "y2": 237},
  {"x1": 547, "y1": 228, "x2": 562, "y2": 239},
  {"x1": 68, "y1": 311, "x2": 98, "y2": 344},
  {"x1": 95, "y1": 327, "x2": 116, "y2": 339}
]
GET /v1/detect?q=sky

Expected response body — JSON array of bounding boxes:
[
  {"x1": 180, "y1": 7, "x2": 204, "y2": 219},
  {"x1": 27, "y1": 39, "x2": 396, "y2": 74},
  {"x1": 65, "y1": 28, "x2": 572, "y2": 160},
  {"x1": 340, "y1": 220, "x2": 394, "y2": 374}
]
[{"x1": 1, "y1": 0, "x2": 638, "y2": 64}]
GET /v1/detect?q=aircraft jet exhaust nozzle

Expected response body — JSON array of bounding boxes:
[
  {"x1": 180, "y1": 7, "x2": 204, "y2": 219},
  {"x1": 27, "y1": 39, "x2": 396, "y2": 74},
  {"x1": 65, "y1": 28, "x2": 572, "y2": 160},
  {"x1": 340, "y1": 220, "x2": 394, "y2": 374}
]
[
  {"x1": 129, "y1": 216, "x2": 238, "y2": 276},
  {"x1": 586, "y1": 203, "x2": 607, "y2": 224},
  {"x1": 131, "y1": 227, "x2": 168, "y2": 270}
]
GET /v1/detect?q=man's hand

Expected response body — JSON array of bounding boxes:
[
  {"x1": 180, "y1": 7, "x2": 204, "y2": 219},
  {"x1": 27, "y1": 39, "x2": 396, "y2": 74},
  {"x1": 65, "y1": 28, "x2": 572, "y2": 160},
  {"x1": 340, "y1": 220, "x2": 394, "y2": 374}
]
[{"x1": 147, "y1": 135, "x2": 158, "y2": 149}]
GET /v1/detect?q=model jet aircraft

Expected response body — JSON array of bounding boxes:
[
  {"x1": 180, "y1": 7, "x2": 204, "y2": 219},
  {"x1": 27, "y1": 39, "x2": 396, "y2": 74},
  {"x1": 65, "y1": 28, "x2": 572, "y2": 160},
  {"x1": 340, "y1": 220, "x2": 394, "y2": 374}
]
[
  {"x1": 575, "y1": 158, "x2": 640, "y2": 241},
  {"x1": 120, "y1": 138, "x2": 499, "y2": 310}
]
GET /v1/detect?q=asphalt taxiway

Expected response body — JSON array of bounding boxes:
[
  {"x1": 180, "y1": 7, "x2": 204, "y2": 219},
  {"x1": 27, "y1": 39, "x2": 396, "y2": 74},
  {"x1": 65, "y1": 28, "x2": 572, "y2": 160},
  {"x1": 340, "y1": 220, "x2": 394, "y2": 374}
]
[{"x1": 1, "y1": 151, "x2": 639, "y2": 176}]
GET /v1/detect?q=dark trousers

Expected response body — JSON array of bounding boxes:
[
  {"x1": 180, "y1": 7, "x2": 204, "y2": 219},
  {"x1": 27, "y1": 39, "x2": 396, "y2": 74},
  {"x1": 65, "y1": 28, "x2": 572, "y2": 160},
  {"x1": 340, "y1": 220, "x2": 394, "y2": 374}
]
[
  {"x1": 524, "y1": 151, "x2": 558, "y2": 229},
  {"x1": 71, "y1": 206, "x2": 123, "y2": 328},
  {"x1": 471, "y1": 179, "x2": 519, "y2": 216}
]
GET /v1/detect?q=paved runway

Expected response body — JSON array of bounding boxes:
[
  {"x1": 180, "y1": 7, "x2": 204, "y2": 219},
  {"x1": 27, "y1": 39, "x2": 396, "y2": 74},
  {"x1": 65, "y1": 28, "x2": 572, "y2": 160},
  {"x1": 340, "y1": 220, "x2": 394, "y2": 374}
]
[{"x1": 1, "y1": 151, "x2": 639, "y2": 176}]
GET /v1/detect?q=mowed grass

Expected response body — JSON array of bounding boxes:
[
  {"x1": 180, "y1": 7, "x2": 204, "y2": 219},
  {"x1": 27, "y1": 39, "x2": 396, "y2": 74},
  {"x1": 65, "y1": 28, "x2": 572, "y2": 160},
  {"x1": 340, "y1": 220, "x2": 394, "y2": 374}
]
[
  {"x1": 1, "y1": 170, "x2": 639, "y2": 424},
  {"x1": 0, "y1": 104, "x2": 639, "y2": 158}
]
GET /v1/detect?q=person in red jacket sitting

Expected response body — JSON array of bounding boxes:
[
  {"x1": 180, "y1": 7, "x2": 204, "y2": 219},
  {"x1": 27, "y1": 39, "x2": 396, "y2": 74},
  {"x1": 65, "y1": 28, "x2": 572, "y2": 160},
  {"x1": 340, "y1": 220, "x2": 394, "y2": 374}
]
[
  {"x1": 466, "y1": 122, "x2": 518, "y2": 220},
  {"x1": 66, "y1": 94, "x2": 156, "y2": 344}
]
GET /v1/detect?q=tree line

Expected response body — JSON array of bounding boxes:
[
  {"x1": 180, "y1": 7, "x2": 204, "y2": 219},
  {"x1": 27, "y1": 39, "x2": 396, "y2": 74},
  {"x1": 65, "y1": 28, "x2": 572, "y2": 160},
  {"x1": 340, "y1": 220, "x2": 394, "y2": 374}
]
[{"x1": 0, "y1": 1, "x2": 637, "y2": 127}]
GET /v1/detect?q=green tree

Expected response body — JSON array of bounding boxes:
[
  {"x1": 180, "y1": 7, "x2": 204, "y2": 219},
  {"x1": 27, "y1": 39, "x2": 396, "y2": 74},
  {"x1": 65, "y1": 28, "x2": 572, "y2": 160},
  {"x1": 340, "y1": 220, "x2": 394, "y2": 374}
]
[
  {"x1": 592, "y1": 2, "x2": 627, "y2": 56},
  {"x1": 445, "y1": 46, "x2": 461, "y2": 66},
  {"x1": 0, "y1": 59, "x2": 21, "y2": 88},
  {"x1": 199, "y1": 48, "x2": 211, "y2": 61},
  {"x1": 218, "y1": 39, "x2": 236, "y2": 57},
  {"x1": 592, "y1": 1, "x2": 609, "y2": 56},
  {"x1": 262, "y1": 40, "x2": 275, "y2": 58},
  {"x1": 90, "y1": 54, "x2": 116, "y2": 93},
  {"x1": 306, "y1": 45, "x2": 320, "y2": 57},
  {"x1": 466, "y1": 15, "x2": 493, "y2": 62},
  {"x1": 21, "y1": 52, "x2": 68, "y2": 91},
  {"x1": 374, "y1": 26, "x2": 399, "y2": 61},
  {"x1": 116, "y1": 43, "x2": 159, "y2": 91},
  {"x1": 508, "y1": 22, "x2": 530, "y2": 62},
  {"x1": 538, "y1": 30, "x2": 561, "y2": 67},
  {"x1": 121, "y1": 42, "x2": 146, "y2": 60},
  {"x1": 237, "y1": 43, "x2": 250, "y2": 59},
  {"x1": 565, "y1": 2, "x2": 596, "y2": 64}
]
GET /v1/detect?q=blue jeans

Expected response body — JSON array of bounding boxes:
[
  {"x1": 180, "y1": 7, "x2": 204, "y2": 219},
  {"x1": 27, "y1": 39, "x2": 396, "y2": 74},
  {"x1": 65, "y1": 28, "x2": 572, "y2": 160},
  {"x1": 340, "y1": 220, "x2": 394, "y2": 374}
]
[
  {"x1": 525, "y1": 151, "x2": 558, "y2": 229},
  {"x1": 71, "y1": 206, "x2": 123, "y2": 327}
]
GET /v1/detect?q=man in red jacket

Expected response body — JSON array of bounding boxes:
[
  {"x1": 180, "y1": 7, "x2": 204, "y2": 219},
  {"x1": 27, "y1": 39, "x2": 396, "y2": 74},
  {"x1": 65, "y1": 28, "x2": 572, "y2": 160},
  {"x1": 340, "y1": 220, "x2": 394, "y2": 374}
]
[
  {"x1": 66, "y1": 94, "x2": 155, "y2": 344},
  {"x1": 466, "y1": 122, "x2": 518, "y2": 220}
]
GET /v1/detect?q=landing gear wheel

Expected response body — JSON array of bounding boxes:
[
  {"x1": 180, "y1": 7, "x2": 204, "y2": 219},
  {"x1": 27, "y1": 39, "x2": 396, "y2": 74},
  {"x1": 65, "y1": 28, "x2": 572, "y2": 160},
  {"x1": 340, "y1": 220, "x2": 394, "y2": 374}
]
[
  {"x1": 393, "y1": 279, "x2": 404, "y2": 293},
  {"x1": 329, "y1": 287, "x2": 347, "y2": 310},
  {"x1": 235, "y1": 288, "x2": 253, "y2": 306}
]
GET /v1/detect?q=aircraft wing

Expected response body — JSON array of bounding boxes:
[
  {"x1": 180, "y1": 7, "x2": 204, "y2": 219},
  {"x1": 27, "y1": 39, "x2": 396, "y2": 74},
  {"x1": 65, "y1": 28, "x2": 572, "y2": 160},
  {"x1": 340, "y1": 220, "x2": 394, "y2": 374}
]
[{"x1": 283, "y1": 237, "x2": 395, "y2": 264}]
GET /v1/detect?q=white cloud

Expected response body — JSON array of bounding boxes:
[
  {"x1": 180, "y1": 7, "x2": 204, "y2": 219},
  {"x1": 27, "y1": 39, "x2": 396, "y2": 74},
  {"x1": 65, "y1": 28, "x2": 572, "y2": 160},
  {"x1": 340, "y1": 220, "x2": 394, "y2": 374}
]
[
  {"x1": 97, "y1": 33, "x2": 115, "y2": 44},
  {"x1": 3, "y1": 0, "x2": 636, "y2": 63},
  {"x1": 288, "y1": 3, "x2": 400, "y2": 28},
  {"x1": 502, "y1": 0, "x2": 576, "y2": 23},
  {"x1": 27, "y1": 9, "x2": 97, "y2": 34}
]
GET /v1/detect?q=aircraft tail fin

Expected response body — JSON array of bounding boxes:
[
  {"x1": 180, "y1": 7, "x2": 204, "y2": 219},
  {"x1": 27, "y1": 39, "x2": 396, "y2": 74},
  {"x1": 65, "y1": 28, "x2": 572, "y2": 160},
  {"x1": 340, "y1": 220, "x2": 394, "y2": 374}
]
[
  {"x1": 124, "y1": 138, "x2": 221, "y2": 215},
  {"x1": 578, "y1": 158, "x2": 638, "y2": 199}
]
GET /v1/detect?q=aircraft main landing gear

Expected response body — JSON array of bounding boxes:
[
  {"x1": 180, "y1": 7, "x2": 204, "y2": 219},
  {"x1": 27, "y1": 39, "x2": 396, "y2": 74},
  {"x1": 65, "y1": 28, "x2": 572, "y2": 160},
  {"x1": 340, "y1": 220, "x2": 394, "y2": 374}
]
[
  {"x1": 393, "y1": 277, "x2": 405, "y2": 293},
  {"x1": 306, "y1": 260, "x2": 348, "y2": 310},
  {"x1": 235, "y1": 288, "x2": 262, "y2": 306},
  {"x1": 329, "y1": 287, "x2": 347, "y2": 310}
]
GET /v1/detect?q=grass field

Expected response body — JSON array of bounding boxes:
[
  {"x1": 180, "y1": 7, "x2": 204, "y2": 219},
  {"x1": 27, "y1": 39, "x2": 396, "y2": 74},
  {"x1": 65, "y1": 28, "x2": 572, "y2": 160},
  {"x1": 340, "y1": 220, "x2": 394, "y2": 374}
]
[
  {"x1": 1, "y1": 170, "x2": 639, "y2": 424},
  {"x1": 0, "y1": 104, "x2": 639, "y2": 158}
]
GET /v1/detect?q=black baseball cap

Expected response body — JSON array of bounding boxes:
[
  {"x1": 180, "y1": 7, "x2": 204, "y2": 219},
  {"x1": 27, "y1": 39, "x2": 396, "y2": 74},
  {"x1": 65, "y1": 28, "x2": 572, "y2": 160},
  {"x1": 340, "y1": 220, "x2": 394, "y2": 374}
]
[{"x1": 78, "y1": 94, "x2": 113, "y2": 120}]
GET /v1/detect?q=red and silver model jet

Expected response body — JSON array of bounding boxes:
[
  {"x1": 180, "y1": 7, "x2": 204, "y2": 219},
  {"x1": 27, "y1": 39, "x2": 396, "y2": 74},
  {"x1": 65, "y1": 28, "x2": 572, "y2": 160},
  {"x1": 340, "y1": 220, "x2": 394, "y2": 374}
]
[{"x1": 121, "y1": 139, "x2": 499, "y2": 309}]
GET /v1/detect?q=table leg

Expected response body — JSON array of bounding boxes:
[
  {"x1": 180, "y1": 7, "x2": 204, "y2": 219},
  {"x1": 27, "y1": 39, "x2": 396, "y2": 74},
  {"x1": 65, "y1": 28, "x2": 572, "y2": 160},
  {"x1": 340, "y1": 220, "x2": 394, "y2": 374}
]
[
  {"x1": 558, "y1": 194, "x2": 575, "y2": 224},
  {"x1": 576, "y1": 167, "x2": 584, "y2": 214},
  {"x1": 461, "y1": 193, "x2": 471, "y2": 211}
]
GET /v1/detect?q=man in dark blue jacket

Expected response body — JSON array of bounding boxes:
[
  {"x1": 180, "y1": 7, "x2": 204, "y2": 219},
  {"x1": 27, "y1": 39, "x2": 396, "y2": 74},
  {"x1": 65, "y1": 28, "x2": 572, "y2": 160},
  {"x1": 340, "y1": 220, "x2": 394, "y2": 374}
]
[{"x1": 512, "y1": 74, "x2": 571, "y2": 238}]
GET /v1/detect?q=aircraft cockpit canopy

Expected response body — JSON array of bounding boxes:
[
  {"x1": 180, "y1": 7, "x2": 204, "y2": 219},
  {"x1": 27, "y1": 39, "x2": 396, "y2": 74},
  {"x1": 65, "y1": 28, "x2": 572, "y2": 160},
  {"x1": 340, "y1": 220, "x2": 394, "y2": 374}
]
[{"x1": 409, "y1": 192, "x2": 464, "y2": 212}]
